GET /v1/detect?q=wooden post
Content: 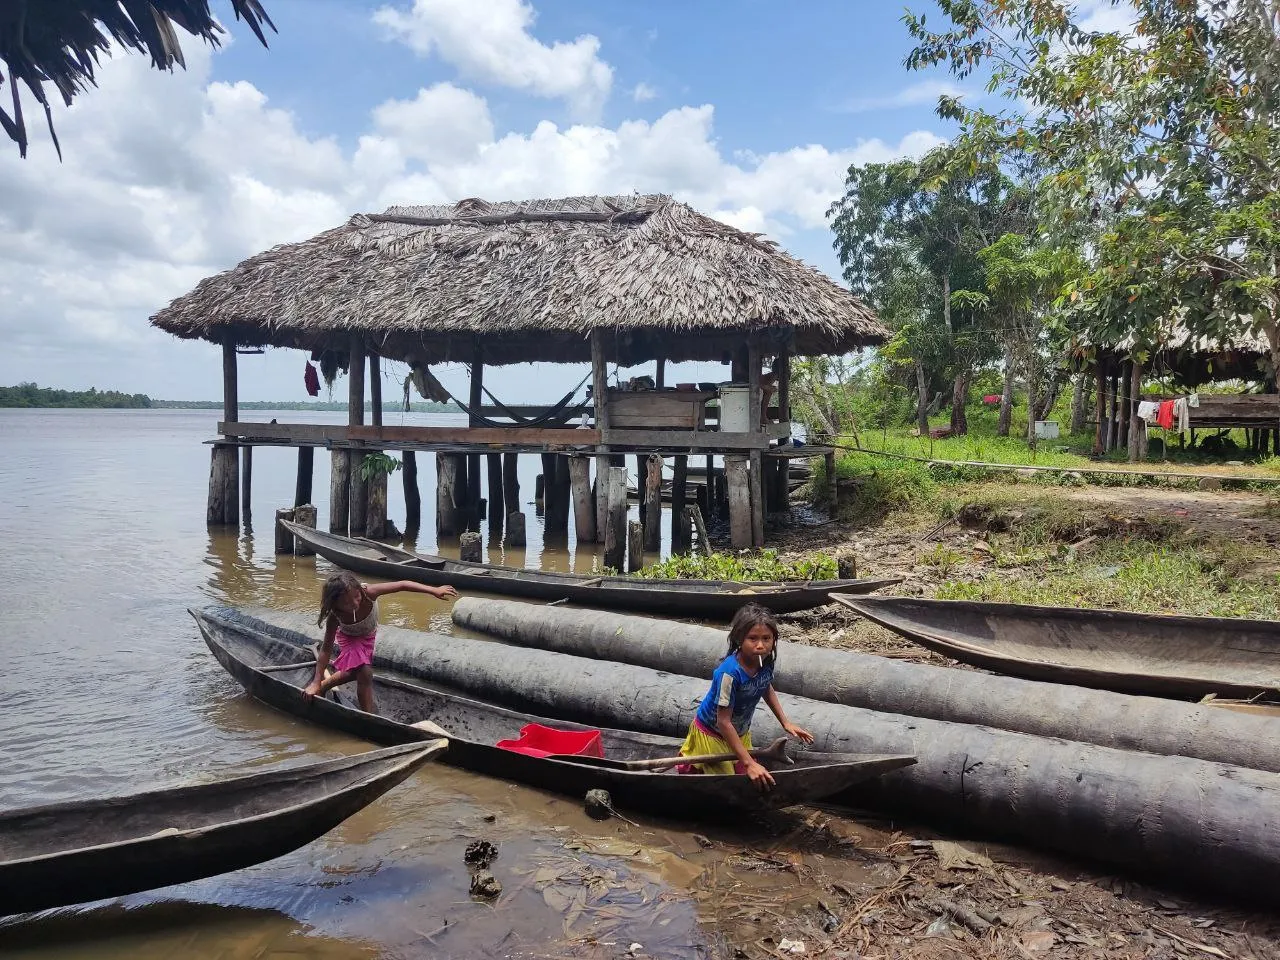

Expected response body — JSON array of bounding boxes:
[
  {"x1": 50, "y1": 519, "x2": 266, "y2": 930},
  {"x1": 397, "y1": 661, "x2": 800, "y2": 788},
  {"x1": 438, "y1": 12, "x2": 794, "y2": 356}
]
[
  {"x1": 776, "y1": 351, "x2": 791, "y2": 428},
  {"x1": 643, "y1": 454, "x2": 662, "y2": 552},
  {"x1": 466, "y1": 348, "x2": 484, "y2": 530},
  {"x1": 369, "y1": 351, "x2": 382, "y2": 426},
  {"x1": 748, "y1": 450, "x2": 765, "y2": 547},
  {"x1": 348, "y1": 337, "x2": 367, "y2": 537},
  {"x1": 487, "y1": 453, "x2": 505, "y2": 536},
  {"x1": 770, "y1": 457, "x2": 789, "y2": 512},
  {"x1": 437, "y1": 453, "x2": 462, "y2": 537},
  {"x1": 503, "y1": 453, "x2": 520, "y2": 513},
  {"x1": 293, "y1": 504, "x2": 318, "y2": 556},
  {"x1": 824, "y1": 451, "x2": 838, "y2": 506},
  {"x1": 603, "y1": 466, "x2": 628, "y2": 571},
  {"x1": 506, "y1": 511, "x2": 527, "y2": 547},
  {"x1": 1109, "y1": 368, "x2": 1121, "y2": 452},
  {"x1": 1119, "y1": 361, "x2": 1132, "y2": 450},
  {"x1": 685, "y1": 504, "x2": 712, "y2": 557},
  {"x1": 748, "y1": 339, "x2": 763, "y2": 435},
  {"x1": 367, "y1": 469, "x2": 387, "y2": 539},
  {"x1": 655, "y1": 357, "x2": 665, "y2": 389},
  {"x1": 590, "y1": 330, "x2": 610, "y2": 435},
  {"x1": 274, "y1": 507, "x2": 295, "y2": 554},
  {"x1": 1128, "y1": 359, "x2": 1146, "y2": 463},
  {"x1": 206, "y1": 336, "x2": 240, "y2": 526},
  {"x1": 627, "y1": 520, "x2": 645, "y2": 573},
  {"x1": 403, "y1": 451, "x2": 420, "y2": 538},
  {"x1": 1093, "y1": 357, "x2": 1107, "y2": 456},
  {"x1": 240, "y1": 446, "x2": 253, "y2": 531},
  {"x1": 295, "y1": 447, "x2": 314, "y2": 507},
  {"x1": 459, "y1": 531, "x2": 482, "y2": 563},
  {"x1": 534, "y1": 471, "x2": 545, "y2": 508},
  {"x1": 726, "y1": 456, "x2": 752, "y2": 549},
  {"x1": 670, "y1": 456, "x2": 689, "y2": 554},
  {"x1": 329, "y1": 451, "x2": 350, "y2": 535},
  {"x1": 633, "y1": 454, "x2": 647, "y2": 527},
  {"x1": 595, "y1": 457, "x2": 609, "y2": 544},
  {"x1": 544, "y1": 454, "x2": 570, "y2": 541},
  {"x1": 569, "y1": 455, "x2": 597, "y2": 542},
  {"x1": 695, "y1": 482, "x2": 711, "y2": 528}
]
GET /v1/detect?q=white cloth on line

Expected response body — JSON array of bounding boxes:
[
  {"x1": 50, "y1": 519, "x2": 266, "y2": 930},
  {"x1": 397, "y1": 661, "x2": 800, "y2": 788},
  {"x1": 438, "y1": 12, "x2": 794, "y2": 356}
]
[{"x1": 1137, "y1": 400, "x2": 1160, "y2": 423}]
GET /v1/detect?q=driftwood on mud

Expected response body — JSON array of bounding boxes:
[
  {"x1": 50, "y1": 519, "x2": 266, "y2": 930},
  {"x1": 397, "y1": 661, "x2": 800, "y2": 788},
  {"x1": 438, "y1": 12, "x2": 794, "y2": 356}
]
[
  {"x1": 244, "y1": 606, "x2": 1280, "y2": 904},
  {"x1": 450, "y1": 598, "x2": 1280, "y2": 775}
]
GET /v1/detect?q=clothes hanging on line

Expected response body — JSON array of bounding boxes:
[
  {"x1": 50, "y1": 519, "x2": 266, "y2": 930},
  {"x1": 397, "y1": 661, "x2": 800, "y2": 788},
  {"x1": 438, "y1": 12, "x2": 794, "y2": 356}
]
[
  {"x1": 1137, "y1": 400, "x2": 1160, "y2": 423},
  {"x1": 1156, "y1": 400, "x2": 1176, "y2": 430},
  {"x1": 304, "y1": 361, "x2": 320, "y2": 397}
]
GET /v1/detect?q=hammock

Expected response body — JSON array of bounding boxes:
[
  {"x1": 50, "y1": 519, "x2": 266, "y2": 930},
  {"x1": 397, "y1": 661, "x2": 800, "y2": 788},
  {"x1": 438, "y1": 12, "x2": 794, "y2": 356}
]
[{"x1": 447, "y1": 369, "x2": 594, "y2": 429}]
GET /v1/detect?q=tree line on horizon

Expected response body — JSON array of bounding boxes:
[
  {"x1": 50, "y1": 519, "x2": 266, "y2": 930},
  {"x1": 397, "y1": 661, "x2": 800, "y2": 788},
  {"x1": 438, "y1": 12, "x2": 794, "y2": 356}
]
[{"x1": 0, "y1": 383, "x2": 453, "y2": 412}]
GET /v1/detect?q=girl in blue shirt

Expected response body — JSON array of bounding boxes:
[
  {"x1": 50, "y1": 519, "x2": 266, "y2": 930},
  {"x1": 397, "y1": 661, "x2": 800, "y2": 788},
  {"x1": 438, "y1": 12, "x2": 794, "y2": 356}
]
[{"x1": 677, "y1": 603, "x2": 814, "y2": 789}]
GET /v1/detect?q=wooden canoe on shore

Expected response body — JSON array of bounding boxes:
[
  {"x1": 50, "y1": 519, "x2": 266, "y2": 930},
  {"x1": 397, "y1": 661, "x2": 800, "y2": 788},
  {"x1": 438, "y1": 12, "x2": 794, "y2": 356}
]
[
  {"x1": 837, "y1": 595, "x2": 1280, "y2": 700},
  {"x1": 283, "y1": 521, "x2": 900, "y2": 618},
  {"x1": 0, "y1": 741, "x2": 445, "y2": 916},
  {"x1": 194, "y1": 607, "x2": 915, "y2": 814}
]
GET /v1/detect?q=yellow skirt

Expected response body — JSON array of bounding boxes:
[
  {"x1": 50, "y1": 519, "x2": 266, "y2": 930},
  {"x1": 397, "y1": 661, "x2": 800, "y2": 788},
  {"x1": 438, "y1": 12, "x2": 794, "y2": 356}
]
[{"x1": 678, "y1": 720, "x2": 753, "y2": 775}]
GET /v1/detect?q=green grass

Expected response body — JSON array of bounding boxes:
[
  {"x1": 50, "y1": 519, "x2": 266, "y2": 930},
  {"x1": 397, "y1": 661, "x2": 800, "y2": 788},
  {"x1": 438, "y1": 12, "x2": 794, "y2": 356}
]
[
  {"x1": 636, "y1": 549, "x2": 839, "y2": 582},
  {"x1": 937, "y1": 538, "x2": 1280, "y2": 618}
]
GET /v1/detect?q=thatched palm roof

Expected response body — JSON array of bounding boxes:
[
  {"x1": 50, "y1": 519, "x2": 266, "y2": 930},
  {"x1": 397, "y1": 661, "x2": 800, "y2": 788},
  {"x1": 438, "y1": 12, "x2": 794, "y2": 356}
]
[
  {"x1": 1100, "y1": 322, "x2": 1274, "y2": 385},
  {"x1": 151, "y1": 195, "x2": 886, "y2": 366},
  {"x1": 2, "y1": 1, "x2": 274, "y2": 157}
]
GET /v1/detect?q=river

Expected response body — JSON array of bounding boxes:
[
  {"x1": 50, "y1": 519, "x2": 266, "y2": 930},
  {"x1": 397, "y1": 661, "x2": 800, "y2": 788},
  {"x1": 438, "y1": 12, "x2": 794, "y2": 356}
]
[{"x1": 0, "y1": 408, "x2": 734, "y2": 959}]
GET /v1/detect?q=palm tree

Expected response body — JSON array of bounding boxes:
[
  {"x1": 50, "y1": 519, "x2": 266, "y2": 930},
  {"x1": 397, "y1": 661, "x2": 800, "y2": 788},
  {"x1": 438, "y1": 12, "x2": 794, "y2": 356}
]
[{"x1": 1, "y1": 1, "x2": 275, "y2": 157}]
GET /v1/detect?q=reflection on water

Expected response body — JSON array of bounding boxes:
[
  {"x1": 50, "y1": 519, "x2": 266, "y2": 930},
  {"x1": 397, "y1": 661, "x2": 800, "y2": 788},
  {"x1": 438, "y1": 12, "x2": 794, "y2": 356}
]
[{"x1": 0, "y1": 409, "x2": 713, "y2": 959}]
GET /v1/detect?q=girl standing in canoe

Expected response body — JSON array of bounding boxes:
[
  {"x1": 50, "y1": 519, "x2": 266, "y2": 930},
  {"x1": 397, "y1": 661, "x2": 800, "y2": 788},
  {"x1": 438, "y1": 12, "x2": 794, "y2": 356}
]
[
  {"x1": 678, "y1": 603, "x2": 814, "y2": 789},
  {"x1": 304, "y1": 572, "x2": 458, "y2": 712}
]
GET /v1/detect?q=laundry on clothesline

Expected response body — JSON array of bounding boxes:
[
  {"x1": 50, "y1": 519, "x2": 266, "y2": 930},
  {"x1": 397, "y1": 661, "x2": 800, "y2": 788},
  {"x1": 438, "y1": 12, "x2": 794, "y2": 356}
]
[{"x1": 1137, "y1": 400, "x2": 1160, "y2": 423}]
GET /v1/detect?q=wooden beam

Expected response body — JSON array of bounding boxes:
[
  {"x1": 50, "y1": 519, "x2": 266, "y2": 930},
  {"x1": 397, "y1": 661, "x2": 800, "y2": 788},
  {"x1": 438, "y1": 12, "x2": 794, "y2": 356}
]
[
  {"x1": 348, "y1": 336, "x2": 367, "y2": 536},
  {"x1": 655, "y1": 356, "x2": 665, "y2": 389},
  {"x1": 569, "y1": 455, "x2": 596, "y2": 543},
  {"x1": 369, "y1": 351, "x2": 382, "y2": 427},
  {"x1": 403, "y1": 450, "x2": 420, "y2": 538},
  {"x1": 748, "y1": 338, "x2": 763, "y2": 435},
  {"x1": 591, "y1": 329, "x2": 610, "y2": 441},
  {"x1": 725, "y1": 456, "x2": 751, "y2": 549},
  {"x1": 775, "y1": 351, "x2": 791, "y2": 426},
  {"x1": 220, "y1": 422, "x2": 600, "y2": 447},
  {"x1": 348, "y1": 338, "x2": 366, "y2": 426},
  {"x1": 222, "y1": 337, "x2": 238, "y2": 424}
]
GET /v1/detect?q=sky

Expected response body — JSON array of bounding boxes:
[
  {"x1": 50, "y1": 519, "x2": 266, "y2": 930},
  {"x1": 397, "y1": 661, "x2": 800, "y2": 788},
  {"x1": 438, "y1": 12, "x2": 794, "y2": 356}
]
[{"x1": 0, "y1": 0, "x2": 993, "y2": 402}]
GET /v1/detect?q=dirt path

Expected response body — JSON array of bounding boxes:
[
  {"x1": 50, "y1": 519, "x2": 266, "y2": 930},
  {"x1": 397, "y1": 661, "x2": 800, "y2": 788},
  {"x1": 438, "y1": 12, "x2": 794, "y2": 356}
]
[{"x1": 1059, "y1": 487, "x2": 1280, "y2": 543}]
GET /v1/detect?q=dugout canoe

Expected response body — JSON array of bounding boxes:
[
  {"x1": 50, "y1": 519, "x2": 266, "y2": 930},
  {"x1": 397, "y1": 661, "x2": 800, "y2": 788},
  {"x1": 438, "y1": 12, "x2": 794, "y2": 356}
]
[
  {"x1": 0, "y1": 741, "x2": 445, "y2": 917},
  {"x1": 193, "y1": 607, "x2": 914, "y2": 814},
  {"x1": 282, "y1": 521, "x2": 899, "y2": 617},
  {"x1": 838, "y1": 595, "x2": 1280, "y2": 700}
]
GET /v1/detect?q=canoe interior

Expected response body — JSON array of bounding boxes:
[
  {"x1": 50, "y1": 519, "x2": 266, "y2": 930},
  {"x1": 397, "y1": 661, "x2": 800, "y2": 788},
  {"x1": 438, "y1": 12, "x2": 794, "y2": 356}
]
[
  {"x1": 0, "y1": 743, "x2": 439, "y2": 864},
  {"x1": 846, "y1": 596, "x2": 1280, "y2": 699},
  {"x1": 194, "y1": 607, "x2": 915, "y2": 811},
  {"x1": 283, "y1": 521, "x2": 898, "y2": 602}
]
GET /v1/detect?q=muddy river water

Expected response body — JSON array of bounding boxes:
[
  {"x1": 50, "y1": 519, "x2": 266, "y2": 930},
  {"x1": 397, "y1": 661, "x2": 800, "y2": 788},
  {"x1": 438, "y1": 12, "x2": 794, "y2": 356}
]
[{"x1": 1, "y1": 409, "x2": 875, "y2": 959}]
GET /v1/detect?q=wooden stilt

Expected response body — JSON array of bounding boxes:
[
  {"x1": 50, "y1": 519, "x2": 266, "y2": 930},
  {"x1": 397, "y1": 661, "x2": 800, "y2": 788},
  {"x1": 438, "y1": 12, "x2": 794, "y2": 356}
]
[
  {"x1": 1119, "y1": 362, "x2": 1132, "y2": 450},
  {"x1": 543, "y1": 454, "x2": 570, "y2": 541},
  {"x1": 695, "y1": 482, "x2": 710, "y2": 529},
  {"x1": 293, "y1": 504, "x2": 317, "y2": 556},
  {"x1": 595, "y1": 456, "x2": 609, "y2": 544},
  {"x1": 1093, "y1": 357, "x2": 1107, "y2": 456},
  {"x1": 506, "y1": 511, "x2": 527, "y2": 547},
  {"x1": 503, "y1": 452, "x2": 520, "y2": 512},
  {"x1": 402, "y1": 451, "x2": 420, "y2": 538},
  {"x1": 569, "y1": 455, "x2": 597, "y2": 542},
  {"x1": 1127, "y1": 360, "x2": 1146, "y2": 462},
  {"x1": 1108, "y1": 369, "x2": 1121, "y2": 451},
  {"x1": 207, "y1": 445, "x2": 237, "y2": 526},
  {"x1": 275, "y1": 508, "x2": 295, "y2": 554},
  {"x1": 634, "y1": 454, "x2": 647, "y2": 527},
  {"x1": 748, "y1": 450, "x2": 765, "y2": 548},
  {"x1": 603, "y1": 466, "x2": 628, "y2": 571},
  {"x1": 466, "y1": 347, "x2": 484, "y2": 532},
  {"x1": 295, "y1": 446, "x2": 314, "y2": 508},
  {"x1": 367, "y1": 470, "x2": 387, "y2": 539},
  {"x1": 726, "y1": 456, "x2": 751, "y2": 549},
  {"x1": 534, "y1": 471, "x2": 545, "y2": 507},
  {"x1": 643, "y1": 454, "x2": 662, "y2": 552},
  {"x1": 459, "y1": 531, "x2": 482, "y2": 562},
  {"x1": 436, "y1": 453, "x2": 462, "y2": 537},
  {"x1": 824, "y1": 451, "x2": 838, "y2": 507},
  {"x1": 487, "y1": 452, "x2": 505, "y2": 536},
  {"x1": 686, "y1": 504, "x2": 712, "y2": 557},
  {"x1": 241, "y1": 446, "x2": 253, "y2": 531},
  {"x1": 670, "y1": 456, "x2": 689, "y2": 554},
  {"x1": 329, "y1": 451, "x2": 350, "y2": 535},
  {"x1": 627, "y1": 520, "x2": 645, "y2": 573},
  {"x1": 348, "y1": 337, "x2": 367, "y2": 537}
]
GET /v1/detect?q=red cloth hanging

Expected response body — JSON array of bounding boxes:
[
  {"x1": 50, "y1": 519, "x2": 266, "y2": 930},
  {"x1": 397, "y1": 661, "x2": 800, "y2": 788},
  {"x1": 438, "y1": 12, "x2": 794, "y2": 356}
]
[
  {"x1": 982, "y1": 394, "x2": 1001, "y2": 406},
  {"x1": 1156, "y1": 399, "x2": 1175, "y2": 430},
  {"x1": 304, "y1": 361, "x2": 320, "y2": 397}
]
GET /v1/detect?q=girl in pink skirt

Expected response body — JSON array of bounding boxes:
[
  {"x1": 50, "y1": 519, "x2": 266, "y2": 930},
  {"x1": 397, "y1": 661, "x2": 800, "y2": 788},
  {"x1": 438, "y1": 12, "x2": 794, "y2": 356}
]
[{"x1": 304, "y1": 572, "x2": 458, "y2": 713}]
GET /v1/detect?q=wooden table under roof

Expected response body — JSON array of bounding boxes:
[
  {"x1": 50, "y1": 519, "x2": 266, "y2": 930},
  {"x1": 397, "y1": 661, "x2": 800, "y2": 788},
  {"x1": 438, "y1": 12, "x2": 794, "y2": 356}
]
[{"x1": 151, "y1": 194, "x2": 886, "y2": 555}]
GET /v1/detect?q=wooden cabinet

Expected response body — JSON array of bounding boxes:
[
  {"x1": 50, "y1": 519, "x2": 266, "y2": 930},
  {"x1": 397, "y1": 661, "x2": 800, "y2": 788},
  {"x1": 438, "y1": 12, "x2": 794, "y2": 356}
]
[{"x1": 605, "y1": 389, "x2": 715, "y2": 429}]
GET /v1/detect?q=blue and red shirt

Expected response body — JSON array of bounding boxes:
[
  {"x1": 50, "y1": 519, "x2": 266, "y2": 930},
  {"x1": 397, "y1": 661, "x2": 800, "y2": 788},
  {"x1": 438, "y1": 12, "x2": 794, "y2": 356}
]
[{"x1": 694, "y1": 654, "x2": 774, "y2": 736}]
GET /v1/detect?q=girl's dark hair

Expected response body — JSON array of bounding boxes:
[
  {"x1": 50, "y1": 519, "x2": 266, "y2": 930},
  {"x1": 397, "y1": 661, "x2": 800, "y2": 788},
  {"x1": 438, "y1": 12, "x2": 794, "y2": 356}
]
[
  {"x1": 318, "y1": 572, "x2": 362, "y2": 626},
  {"x1": 726, "y1": 602, "x2": 779, "y2": 667}
]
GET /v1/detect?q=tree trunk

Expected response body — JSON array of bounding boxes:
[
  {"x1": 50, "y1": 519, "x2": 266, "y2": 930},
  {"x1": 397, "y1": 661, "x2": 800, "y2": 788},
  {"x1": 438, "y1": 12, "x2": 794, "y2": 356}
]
[
  {"x1": 914, "y1": 361, "x2": 929, "y2": 435},
  {"x1": 1025, "y1": 367, "x2": 1038, "y2": 447},
  {"x1": 452, "y1": 597, "x2": 1280, "y2": 774},
  {"x1": 1037, "y1": 365, "x2": 1065, "y2": 421},
  {"x1": 998, "y1": 353, "x2": 1014, "y2": 437},
  {"x1": 232, "y1": 608, "x2": 1280, "y2": 906},
  {"x1": 1070, "y1": 373, "x2": 1089, "y2": 436},
  {"x1": 949, "y1": 371, "x2": 969, "y2": 435}
]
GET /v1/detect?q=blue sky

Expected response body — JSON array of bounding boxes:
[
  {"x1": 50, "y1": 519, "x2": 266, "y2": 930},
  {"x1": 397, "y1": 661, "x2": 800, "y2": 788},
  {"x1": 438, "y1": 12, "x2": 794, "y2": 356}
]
[{"x1": 0, "y1": 0, "x2": 960, "y2": 401}]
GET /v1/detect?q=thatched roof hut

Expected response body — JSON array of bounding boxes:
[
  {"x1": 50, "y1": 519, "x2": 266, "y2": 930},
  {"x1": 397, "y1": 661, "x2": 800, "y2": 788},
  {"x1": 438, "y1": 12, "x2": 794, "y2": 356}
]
[
  {"x1": 151, "y1": 195, "x2": 886, "y2": 367},
  {"x1": 1102, "y1": 323, "x2": 1273, "y2": 386}
]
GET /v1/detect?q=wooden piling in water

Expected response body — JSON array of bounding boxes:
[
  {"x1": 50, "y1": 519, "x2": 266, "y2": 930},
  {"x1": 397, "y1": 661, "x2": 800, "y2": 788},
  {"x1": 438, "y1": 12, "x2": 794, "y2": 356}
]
[
  {"x1": 293, "y1": 504, "x2": 317, "y2": 556},
  {"x1": 347, "y1": 337, "x2": 368, "y2": 537},
  {"x1": 487, "y1": 453, "x2": 505, "y2": 536},
  {"x1": 402, "y1": 451, "x2": 420, "y2": 538},
  {"x1": 437, "y1": 453, "x2": 462, "y2": 537},
  {"x1": 295, "y1": 447, "x2": 314, "y2": 508},
  {"x1": 460, "y1": 531, "x2": 482, "y2": 562},
  {"x1": 506, "y1": 511, "x2": 527, "y2": 547},
  {"x1": 367, "y1": 469, "x2": 387, "y2": 540},
  {"x1": 627, "y1": 520, "x2": 645, "y2": 573},
  {"x1": 274, "y1": 508, "x2": 295, "y2": 554},
  {"x1": 543, "y1": 454, "x2": 570, "y2": 541},
  {"x1": 670, "y1": 456, "x2": 689, "y2": 554},
  {"x1": 503, "y1": 452, "x2": 520, "y2": 513},
  {"x1": 594, "y1": 456, "x2": 609, "y2": 545},
  {"x1": 603, "y1": 466, "x2": 628, "y2": 571},
  {"x1": 569, "y1": 455, "x2": 596, "y2": 542},
  {"x1": 726, "y1": 456, "x2": 751, "y2": 549},
  {"x1": 643, "y1": 454, "x2": 662, "y2": 552},
  {"x1": 240, "y1": 446, "x2": 253, "y2": 531},
  {"x1": 329, "y1": 450, "x2": 350, "y2": 534},
  {"x1": 748, "y1": 450, "x2": 765, "y2": 548}
]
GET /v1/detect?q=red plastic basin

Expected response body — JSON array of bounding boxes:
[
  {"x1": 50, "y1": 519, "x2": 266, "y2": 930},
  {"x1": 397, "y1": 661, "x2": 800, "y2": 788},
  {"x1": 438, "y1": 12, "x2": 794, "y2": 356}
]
[{"x1": 496, "y1": 723, "x2": 604, "y2": 759}]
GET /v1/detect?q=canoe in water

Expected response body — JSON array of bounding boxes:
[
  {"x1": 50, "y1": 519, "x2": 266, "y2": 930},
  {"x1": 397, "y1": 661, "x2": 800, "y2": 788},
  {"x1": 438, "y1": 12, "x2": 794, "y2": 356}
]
[
  {"x1": 282, "y1": 521, "x2": 899, "y2": 618},
  {"x1": 194, "y1": 606, "x2": 915, "y2": 814},
  {"x1": 0, "y1": 740, "x2": 445, "y2": 917},
  {"x1": 838, "y1": 595, "x2": 1280, "y2": 700}
]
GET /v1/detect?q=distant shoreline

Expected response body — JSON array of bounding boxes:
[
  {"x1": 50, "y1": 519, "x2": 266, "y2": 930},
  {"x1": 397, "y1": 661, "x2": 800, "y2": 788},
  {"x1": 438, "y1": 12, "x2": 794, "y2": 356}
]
[{"x1": 1, "y1": 384, "x2": 452, "y2": 412}]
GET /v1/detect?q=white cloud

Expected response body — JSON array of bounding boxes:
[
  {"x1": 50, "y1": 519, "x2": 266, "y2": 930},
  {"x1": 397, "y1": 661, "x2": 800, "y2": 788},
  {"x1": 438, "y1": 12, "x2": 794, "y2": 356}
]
[
  {"x1": 841, "y1": 79, "x2": 969, "y2": 114},
  {"x1": 632, "y1": 82, "x2": 657, "y2": 103},
  {"x1": 0, "y1": 36, "x2": 939, "y2": 398},
  {"x1": 373, "y1": 0, "x2": 612, "y2": 117}
]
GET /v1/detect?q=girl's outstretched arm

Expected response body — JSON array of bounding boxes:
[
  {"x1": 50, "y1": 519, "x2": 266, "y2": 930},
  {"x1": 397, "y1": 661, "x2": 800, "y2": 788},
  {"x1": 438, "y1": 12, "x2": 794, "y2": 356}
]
[
  {"x1": 763, "y1": 686, "x2": 814, "y2": 744},
  {"x1": 364, "y1": 580, "x2": 459, "y2": 600},
  {"x1": 714, "y1": 706, "x2": 774, "y2": 790},
  {"x1": 304, "y1": 618, "x2": 338, "y2": 699}
]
